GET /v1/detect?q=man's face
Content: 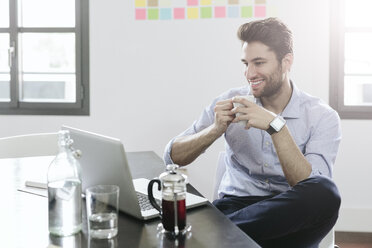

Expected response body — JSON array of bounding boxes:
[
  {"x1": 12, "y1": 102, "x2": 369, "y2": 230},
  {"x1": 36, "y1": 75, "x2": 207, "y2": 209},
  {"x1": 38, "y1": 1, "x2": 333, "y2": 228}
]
[{"x1": 241, "y1": 41, "x2": 286, "y2": 98}]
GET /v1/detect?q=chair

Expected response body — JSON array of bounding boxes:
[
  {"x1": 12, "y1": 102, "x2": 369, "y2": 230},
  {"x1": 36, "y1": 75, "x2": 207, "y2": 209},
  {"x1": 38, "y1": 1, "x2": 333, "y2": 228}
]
[
  {"x1": 0, "y1": 133, "x2": 58, "y2": 159},
  {"x1": 213, "y1": 152, "x2": 336, "y2": 248}
]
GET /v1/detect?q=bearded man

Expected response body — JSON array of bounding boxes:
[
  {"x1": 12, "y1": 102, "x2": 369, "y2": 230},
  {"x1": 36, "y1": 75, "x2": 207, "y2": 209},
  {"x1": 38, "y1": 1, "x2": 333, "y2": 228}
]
[{"x1": 164, "y1": 18, "x2": 341, "y2": 248}]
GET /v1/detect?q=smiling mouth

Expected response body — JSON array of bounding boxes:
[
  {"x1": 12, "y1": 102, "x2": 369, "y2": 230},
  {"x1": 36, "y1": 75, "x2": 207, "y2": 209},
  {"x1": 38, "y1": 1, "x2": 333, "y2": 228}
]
[{"x1": 249, "y1": 79, "x2": 264, "y2": 88}]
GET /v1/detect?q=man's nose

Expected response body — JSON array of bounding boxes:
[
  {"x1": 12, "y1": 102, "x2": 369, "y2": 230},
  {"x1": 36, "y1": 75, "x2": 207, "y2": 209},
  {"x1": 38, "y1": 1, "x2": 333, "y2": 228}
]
[{"x1": 244, "y1": 65, "x2": 257, "y2": 79}]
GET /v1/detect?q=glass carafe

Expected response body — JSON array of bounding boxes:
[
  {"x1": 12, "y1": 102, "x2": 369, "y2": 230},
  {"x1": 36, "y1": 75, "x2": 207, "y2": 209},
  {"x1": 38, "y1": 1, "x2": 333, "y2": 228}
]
[{"x1": 47, "y1": 130, "x2": 82, "y2": 236}]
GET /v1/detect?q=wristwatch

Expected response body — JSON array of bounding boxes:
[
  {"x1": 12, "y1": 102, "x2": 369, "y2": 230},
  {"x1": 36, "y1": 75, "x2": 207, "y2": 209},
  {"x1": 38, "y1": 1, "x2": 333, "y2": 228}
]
[{"x1": 266, "y1": 115, "x2": 286, "y2": 135}]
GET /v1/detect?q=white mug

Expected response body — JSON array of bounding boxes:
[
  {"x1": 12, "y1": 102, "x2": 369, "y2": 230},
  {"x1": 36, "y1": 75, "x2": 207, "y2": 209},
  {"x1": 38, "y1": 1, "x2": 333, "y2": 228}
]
[{"x1": 233, "y1": 95, "x2": 256, "y2": 127}]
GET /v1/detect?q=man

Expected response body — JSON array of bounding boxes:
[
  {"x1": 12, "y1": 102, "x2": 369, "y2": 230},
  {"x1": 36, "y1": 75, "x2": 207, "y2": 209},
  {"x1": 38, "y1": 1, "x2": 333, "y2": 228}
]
[{"x1": 164, "y1": 18, "x2": 341, "y2": 248}]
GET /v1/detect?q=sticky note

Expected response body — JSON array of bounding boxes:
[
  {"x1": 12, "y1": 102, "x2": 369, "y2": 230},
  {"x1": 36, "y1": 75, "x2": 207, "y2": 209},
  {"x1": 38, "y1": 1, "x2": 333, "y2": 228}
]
[
  {"x1": 148, "y1": 8, "x2": 159, "y2": 19},
  {"x1": 187, "y1": 0, "x2": 199, "y2": 6},
  {"x1": 135, "y1": 9, "x2": 147, "y2": 20},
  {"x1": 228, "y1": 6, "x2": 239, "y2": 18},
  {"x1": 267, "y1": 5, "x2": 278, "y2": 17},
  {"x1": 214, "y1": 6, "x2": 226, "y2": 18},
  {"x1": 228, "y1": 0, "x2": 239, "y2": 4},
  {"x1": 159, "y1": 0, "x2": 172, "y2": 7},
  {"x1": 239, "y1": 0, "x2": 253, "y2": 4},
  {"x1": 173, "y1": 8, "x2": 185, "y2": 19},
  {"x1": 254, "y1": 5, "x2": 266, "y2": 17},
  {"x1": 135, "y1": 0, "x2": 146, "y2": 7},
  {"x1": 255, "y1": 0, "x2": 266, "y2": 4},
  {"x1": 148, "y1": 0, "x2": 158, "y2": 7},
  {"x1": 187, "y1": 7, "x2": 199, "y2": 19},
  {"x1": 200, "y1": 0, "x2": 212, "y2": 5},
  {"x1": 241, "y1": 6, "x2": 252, "y2": 18},
  {"x1": 160, "y1": 8, "x2": 172, "y2": 19},
  {"x1": 173, "y1": 0, "x2": 187, "y2": 7},
  {"x1": 213, "y1": 0, "x2": 227, "y2": 5},
  {"x1": 201, "y1": 7, "x2": 212, "y2": 18}
]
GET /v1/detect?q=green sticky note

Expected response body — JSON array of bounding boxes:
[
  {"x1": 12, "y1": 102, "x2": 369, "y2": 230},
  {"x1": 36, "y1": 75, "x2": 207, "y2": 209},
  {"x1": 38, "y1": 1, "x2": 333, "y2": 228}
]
[
  {"x1": 201, "y1": 7, "x2": 212, "y2": 18},
  {"x1": 148, "y1": 8, "x2": 159, "y2": 20},
  {"x1": 241, "y1": 6, "x2": 253, "y2": 18}
]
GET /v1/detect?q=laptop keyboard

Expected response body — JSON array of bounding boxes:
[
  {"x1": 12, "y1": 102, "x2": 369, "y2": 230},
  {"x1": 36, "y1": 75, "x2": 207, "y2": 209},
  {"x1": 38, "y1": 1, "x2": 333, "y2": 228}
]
[{"x1": 136, "y1": 192, "x2": 160, "y2": 211}]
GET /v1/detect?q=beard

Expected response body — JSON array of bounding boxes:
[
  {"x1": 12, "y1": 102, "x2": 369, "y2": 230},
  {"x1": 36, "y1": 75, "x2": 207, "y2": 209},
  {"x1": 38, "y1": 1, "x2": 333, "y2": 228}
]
[{"x1": 258, "y1": 65, "x2": 285, "y2": 98}]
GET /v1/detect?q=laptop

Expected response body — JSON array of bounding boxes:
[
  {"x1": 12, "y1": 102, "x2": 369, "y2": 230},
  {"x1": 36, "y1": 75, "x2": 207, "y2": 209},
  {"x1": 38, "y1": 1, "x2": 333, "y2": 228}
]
[{"x1": 61, "y1": 126, "x2": 208, "y2": 220}]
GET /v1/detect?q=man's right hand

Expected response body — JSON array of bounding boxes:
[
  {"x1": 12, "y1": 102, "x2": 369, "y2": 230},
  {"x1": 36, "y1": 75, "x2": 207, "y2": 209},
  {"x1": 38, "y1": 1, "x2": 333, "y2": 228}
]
[
  {"x1": 212, "y1": 99, "x2": 235, "y2": 137},
  {"x1": 170, "y1": 98, "x2": 235, "y2": 166}
]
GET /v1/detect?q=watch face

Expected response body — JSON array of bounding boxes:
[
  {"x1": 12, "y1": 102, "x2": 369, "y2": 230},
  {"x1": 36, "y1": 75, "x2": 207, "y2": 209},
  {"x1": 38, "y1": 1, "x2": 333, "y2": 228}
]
[{"x1": 271, "y1": 116, "x2": 286, "y2": 131}]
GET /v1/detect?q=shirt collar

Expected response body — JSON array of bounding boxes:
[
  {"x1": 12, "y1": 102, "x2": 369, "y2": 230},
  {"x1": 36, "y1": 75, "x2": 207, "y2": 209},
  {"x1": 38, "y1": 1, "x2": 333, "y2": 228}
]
[
  {"x1": 256, "y1": 80, "x2": 301, "y2": 119},
  {"x1": 281, "y1": 80, "x2": 301, "y2": 119}
]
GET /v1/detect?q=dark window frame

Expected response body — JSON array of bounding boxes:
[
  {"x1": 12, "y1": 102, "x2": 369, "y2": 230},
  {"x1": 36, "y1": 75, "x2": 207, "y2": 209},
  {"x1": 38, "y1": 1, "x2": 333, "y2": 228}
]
[
  {"x1": 330, "y1": 0, "x2": 372, "y2": 119},
  {"x1": 0, "y1": 0, "x2": 89, "y2": 115}
]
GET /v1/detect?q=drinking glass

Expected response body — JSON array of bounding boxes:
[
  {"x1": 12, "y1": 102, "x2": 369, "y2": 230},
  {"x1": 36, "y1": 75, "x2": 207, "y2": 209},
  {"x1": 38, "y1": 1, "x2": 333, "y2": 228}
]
[{"x1": 86, "y1": 185, "x2": 119, "y2": 239}]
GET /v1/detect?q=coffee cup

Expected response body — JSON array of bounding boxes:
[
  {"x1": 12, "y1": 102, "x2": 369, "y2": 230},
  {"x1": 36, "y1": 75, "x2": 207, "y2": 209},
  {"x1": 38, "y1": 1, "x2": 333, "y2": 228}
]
[{"x1": 233, "y1": 95, "x2": 256, "y2": 127}]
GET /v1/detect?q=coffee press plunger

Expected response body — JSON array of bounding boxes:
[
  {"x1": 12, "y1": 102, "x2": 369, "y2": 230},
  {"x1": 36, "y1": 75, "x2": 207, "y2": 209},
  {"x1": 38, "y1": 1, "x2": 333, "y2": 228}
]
[{"x1": 147, "y1": 164, "x2": 190, "y2": 235}]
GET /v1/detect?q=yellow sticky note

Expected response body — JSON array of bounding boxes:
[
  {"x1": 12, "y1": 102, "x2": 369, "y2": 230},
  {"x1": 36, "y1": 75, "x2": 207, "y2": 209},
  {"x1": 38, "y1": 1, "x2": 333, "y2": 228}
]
[
  {"x1": 187, "y1": 7, "x2": 199, "y2": 19},
  {"x1": 201, "y1": 0, "x2": 212, "y2": 5},
  {"x1": 135, "y1": 0, "x2": 146, "y2": 7}
]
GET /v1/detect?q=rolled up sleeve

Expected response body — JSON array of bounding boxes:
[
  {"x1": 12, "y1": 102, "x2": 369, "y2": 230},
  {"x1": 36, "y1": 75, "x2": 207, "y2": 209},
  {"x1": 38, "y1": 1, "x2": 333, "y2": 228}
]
[{"x1": 305, "y1": 110, "x2": 342, "y2": 178}]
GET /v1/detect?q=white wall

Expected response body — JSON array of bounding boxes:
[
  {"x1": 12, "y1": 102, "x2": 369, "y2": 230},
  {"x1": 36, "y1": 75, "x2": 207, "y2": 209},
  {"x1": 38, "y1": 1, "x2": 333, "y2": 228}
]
[{"x1": 1, "y1": 0, "x2": 371, "y2": 232}]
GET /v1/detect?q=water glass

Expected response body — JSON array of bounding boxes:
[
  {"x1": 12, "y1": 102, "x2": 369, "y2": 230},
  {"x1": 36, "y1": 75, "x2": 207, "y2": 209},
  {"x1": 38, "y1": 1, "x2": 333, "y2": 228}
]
[{"x1": 86, "y1": 185, "x2": 119, "y2": 239}]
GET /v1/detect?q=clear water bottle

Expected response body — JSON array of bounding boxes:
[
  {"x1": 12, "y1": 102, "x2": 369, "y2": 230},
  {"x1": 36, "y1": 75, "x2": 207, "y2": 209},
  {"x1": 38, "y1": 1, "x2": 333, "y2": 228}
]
[{"x1": 47, "y1": 130, "x2": 82, "y2": 236}]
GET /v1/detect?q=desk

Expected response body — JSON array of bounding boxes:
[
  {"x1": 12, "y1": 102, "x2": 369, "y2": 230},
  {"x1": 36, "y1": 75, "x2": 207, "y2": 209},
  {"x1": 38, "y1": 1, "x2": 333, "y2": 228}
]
[{"x1": 1, "y1": 151, "x2": 260, "y2": 248}]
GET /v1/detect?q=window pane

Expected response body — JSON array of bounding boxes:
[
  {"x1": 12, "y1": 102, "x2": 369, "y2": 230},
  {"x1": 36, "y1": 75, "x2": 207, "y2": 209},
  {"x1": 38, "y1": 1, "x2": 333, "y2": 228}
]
[
  {"x1": 20, "y1": 33, "x2": 75, "y2": 72},
  {"x1": 0, "y1": 33, "x2": 10, "y2": 102},
  {"x1": 344, "y1": 76, "x2": 372, "y2": 106},
  {"x1": 0, "y1": 0, "x2": 9, "y2": 27},
  {"x1": 19, "y1": 33, "x2": 76, "y2": 102},
  {"x1": 21, "y1": 74, "x2": 76, "y2": 102},
  {"x1": 344, "y1": 33, "x2": 372, "y2": 74},
  {"x1": 345, "y1": 0, "x2": 372, "y2": 28},
  {"x1": 0, "y1": 75, "x2": 10, "y2": 102},
  {"x1": 18, "y1": 0, "x2": 75, "y2": 27}
]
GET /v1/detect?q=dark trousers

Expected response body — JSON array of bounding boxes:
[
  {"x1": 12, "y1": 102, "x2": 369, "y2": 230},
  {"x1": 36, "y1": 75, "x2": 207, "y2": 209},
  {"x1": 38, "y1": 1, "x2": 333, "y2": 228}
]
[{"x1": 213, "y1": 175, "x2": 341, "y2": 248}]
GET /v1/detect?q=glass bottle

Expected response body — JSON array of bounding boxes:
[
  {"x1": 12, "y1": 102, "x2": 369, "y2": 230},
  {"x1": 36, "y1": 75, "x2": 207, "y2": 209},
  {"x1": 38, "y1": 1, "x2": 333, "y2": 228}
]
[{"x1": 47, "y1": 130, "x2": 82, "y2": 236}]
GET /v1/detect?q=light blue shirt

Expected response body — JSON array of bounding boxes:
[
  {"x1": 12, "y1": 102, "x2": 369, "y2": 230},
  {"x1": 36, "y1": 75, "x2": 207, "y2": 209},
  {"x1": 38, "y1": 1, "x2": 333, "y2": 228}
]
[{"x1": 164, "y1": 82, "x2": 341, "y2": 198}]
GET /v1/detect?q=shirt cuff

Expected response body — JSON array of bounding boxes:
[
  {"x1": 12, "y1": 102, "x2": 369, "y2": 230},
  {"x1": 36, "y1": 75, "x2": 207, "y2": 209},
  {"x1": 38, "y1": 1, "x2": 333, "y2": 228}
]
[{"x1": 163, "y1": 138, "x2": 176, "y2": 165}]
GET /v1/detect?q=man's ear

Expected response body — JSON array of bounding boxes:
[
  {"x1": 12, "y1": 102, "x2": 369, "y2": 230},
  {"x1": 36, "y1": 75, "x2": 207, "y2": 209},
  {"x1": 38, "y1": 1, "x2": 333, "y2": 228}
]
[{"x1": 281, "y1": 53, "x2": 293, "y2": 72}]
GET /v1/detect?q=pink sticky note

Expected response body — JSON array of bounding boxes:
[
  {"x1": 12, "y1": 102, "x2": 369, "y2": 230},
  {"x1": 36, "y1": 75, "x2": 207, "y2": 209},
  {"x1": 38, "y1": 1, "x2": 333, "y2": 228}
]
[
  {"x1": 187, "y1": 0, "x2": 198, "y2": 6},
  {"x1": 254, "y1": 6, "x2": 266, "y2": 17},
  {"x1": 174, "y1": 8, "x2": 185, "y2": 19},
  {"x1": 214, "y1": 6, "x2": 226, "y2": 18},
  {"x1": 135, "y1": 8, "x2": 147, "y2": 20}
]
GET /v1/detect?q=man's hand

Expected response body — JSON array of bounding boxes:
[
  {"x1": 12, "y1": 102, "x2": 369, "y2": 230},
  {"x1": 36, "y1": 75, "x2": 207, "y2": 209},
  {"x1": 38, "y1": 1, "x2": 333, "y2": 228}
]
[
  {"x1": 232, "y1": 97, "x2": 312, "y2": 186},
  {"x1": 231, "y1": 97, "x2": 275, "y2": 131},
  {"x1": 212, "y1": 99, "x2": 235, "y2": 136},
  {"x1": 170, "y1": 98, "x2": 235, "y2": 166}
]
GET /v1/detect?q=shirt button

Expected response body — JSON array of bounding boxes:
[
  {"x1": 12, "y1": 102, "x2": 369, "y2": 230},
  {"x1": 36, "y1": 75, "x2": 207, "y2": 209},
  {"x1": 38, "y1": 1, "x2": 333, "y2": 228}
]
[
  {"x1": 265, "y1": 179, "x2": 269, "y2": 183},
  {"x1": 265, "y1": 141, "x2": 270, "y2": 146},
  {"x1": 264, "y1": 163, "x2": 269, "y2": 167}
]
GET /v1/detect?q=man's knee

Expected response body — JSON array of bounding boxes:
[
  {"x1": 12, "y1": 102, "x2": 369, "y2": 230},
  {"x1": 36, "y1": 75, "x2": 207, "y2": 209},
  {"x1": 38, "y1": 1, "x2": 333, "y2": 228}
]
[
  {"x1": 212, "y1": 197, "x2": 239, "y2": 215},
  {"x1": 301, "y1": 175, "x2": 341, "y2": 214}
]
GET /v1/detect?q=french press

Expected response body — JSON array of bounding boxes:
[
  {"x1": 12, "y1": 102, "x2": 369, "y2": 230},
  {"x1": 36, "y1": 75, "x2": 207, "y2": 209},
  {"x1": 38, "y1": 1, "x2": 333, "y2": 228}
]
[{"x1": 147, "y1": 164, "x2": 189, "y2": 235}]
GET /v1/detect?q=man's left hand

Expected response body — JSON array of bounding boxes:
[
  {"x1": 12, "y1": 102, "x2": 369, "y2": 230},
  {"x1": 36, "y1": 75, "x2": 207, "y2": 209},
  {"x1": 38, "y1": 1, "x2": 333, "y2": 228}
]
[{"x1": 231, "y1": 97, "x2": 275, "y2": 130}]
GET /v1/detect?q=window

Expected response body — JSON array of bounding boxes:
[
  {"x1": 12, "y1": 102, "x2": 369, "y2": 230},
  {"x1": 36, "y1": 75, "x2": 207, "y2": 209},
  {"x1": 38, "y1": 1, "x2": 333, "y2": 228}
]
[
  {"x1": 330, "y1": 0, "x2": 372, "y2": 119},
  {"x1": 0, "y1": 0, "x2": 89, "y2": 115}
]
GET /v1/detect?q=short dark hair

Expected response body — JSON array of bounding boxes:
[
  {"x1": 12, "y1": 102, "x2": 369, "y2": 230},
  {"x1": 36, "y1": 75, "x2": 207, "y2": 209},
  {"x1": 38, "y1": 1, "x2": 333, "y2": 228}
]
[{"x1": 237, "y1": 18, "x2": 293, "y2": 62}]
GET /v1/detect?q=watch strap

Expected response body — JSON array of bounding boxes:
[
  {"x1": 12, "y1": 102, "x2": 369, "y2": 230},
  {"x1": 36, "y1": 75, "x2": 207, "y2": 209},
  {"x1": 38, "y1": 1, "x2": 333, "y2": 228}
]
[{"x1": 266, "y1": 126, "x2": 276, "y2": 135}]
